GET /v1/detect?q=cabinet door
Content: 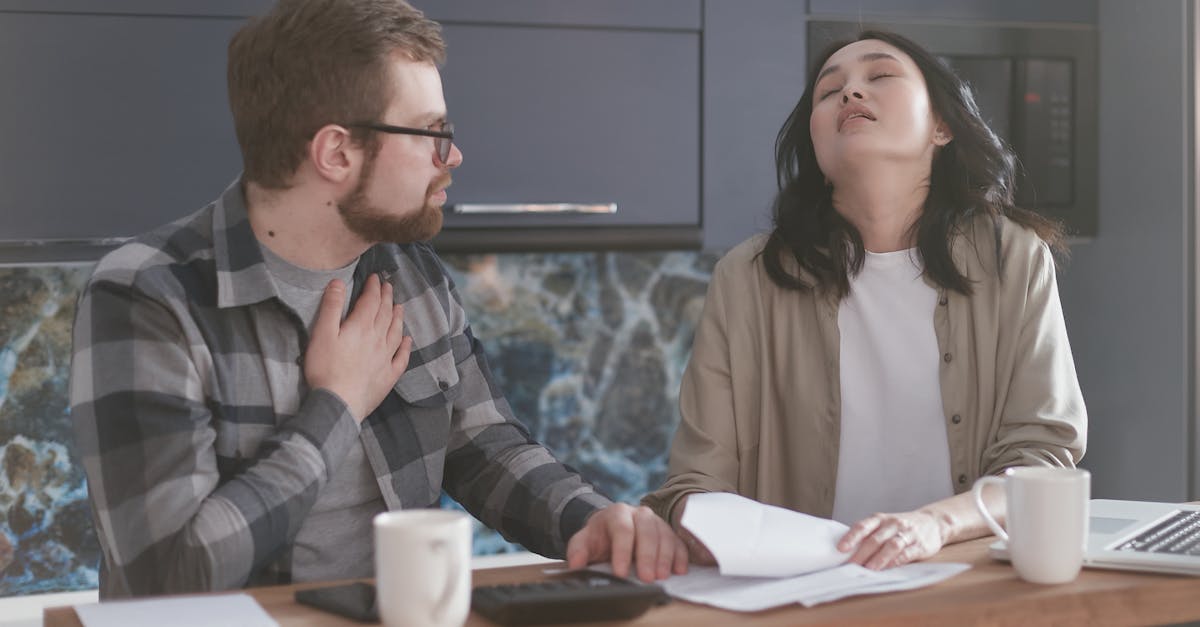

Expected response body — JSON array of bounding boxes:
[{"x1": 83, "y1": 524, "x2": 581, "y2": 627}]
[
  {"x1": 431, "y1": 19, "x2": 701, "y2": 249},
  {"x1": 0, "y1": 11, "x2": 243, "y2": 243},
  {"x1": 422, "y1": 0, "x2": 700, "y2": 30},
  {"x1": 807, "y1": 0, "x2": 1095, "y2": 23}
]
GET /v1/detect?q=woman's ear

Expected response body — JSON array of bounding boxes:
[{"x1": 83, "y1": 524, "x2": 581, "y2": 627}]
[{"x1": 932, "y1": 121, "x2": 953, "y2": 147}]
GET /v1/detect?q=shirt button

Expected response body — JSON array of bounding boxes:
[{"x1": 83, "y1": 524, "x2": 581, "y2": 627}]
[
  {"x1": 438, "y1": 380, "x2": 450, "y2": 391},
  {"x1": 952, "y1": 414, "x2": 962, "y2": 424},
  {"x1": 958, "y1": 474, "x2": 968, "y2": 485},
  {"x1": 943, "y1": 353, "x2": 953, "y2": 363}
]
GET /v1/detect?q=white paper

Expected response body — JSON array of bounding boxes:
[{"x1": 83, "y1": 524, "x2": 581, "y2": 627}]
[
  {"x1": 75, "y1": 593, "x2": 278, "y2": 627},
  {"x1": 796, "y1": 562, "x2": 972, "y2": 607},
  {"x1": 660, "y1": 562, "x2": 971, "y2": 611},
  {"x1": 681, "y1": 492, "x2": 851, "y2": 577},
  {"x1": 671, "y1": 492, "x2": 970, "y2": 611}
]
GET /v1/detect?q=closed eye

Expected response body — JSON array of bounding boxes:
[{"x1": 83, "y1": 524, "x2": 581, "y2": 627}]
[{"x1": 869, "y1": 73, "x2": 895, "y2": 81}]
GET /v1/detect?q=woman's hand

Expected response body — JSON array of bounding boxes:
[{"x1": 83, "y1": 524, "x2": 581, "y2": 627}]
[{"x1": 837, "y1": 510, "x2": 947, "y2": 570}]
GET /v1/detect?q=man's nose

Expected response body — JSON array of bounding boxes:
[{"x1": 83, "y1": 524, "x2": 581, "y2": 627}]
[{"x1": 445, "y1": 142, "x2": 463, "y2": 169}]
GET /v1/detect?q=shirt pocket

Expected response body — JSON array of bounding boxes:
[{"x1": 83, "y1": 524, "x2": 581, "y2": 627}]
[{"x1": 393, "y1": 347, "x2": 463, "y2": 408}]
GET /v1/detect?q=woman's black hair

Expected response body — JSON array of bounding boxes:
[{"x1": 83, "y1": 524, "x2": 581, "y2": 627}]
[{"x1": 761, "y1": 29, "x2": 1065, "y2": 296}]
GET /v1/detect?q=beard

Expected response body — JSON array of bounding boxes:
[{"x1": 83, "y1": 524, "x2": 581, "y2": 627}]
[{"x1": 337, "y1": 153, "x2": 447, "y2": 244}]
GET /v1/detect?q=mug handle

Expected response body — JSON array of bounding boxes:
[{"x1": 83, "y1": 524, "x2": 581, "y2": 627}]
[
  {"x1": 972, "y1": 476, "x2": 1009, "y2": 542},
  {"x1": 429, "y1": 539, "x2": 459, "y2": 624}
]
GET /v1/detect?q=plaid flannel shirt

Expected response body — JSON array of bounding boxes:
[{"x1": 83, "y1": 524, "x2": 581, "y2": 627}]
[{"x1": 71, "y1": 180, "x2": 612, "y2": 598}]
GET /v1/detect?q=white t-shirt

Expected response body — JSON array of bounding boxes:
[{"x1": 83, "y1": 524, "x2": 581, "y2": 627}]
[{"x1": 831, "y1": 248, "x2": 954, "y2": 525}]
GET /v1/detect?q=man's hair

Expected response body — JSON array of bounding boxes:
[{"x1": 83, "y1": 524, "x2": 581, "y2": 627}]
[
  {"x1": 761, "y1": 29, "x2": 1065, "y2": 297},
  {"x1": 228, "y1": 0, "x2": 445, "y2": 189}
]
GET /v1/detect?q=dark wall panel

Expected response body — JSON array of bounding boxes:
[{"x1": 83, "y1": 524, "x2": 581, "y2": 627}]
[
  {"x1": 701, "y1": 0, "x2": 807, "y2": 251},
  {"x1": 1057, "y1": 0, "x2": 1192, "y2": 501}
]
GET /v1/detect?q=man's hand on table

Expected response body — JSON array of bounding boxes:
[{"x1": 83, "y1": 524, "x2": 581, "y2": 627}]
[{"x1": 565, "y1": 503, "x2": 689, "y2": 582}]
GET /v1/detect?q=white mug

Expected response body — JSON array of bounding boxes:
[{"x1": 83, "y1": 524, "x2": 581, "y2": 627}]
[
  {"x1": 972, "y1": 467, "x2": 1090, "y2": 584},
  {"x1": 374, "y1": 510, "x2": 472, "y2": 627}
]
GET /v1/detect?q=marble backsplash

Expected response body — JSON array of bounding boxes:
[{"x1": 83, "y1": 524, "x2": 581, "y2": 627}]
[{"x1": 0, "y1": 249, "x2": 717, "y2": 596}]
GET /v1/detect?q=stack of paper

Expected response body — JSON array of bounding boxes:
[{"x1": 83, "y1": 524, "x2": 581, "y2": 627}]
[
  {"x1": 662, "y1": 492, "x2": 969, "y2": 611},
  {"x1": 75, "y1": 593, "x2": 278, "y2": 627}
]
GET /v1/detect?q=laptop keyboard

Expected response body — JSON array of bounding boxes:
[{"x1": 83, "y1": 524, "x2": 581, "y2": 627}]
[{"x1": 1114, "y1": 510, "x2": 1200, "y2": 555}]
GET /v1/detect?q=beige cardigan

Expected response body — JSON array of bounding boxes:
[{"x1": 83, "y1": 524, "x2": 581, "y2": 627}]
[{"x1": 643, "y1": 217, "x2": 1087, "y2": 523}]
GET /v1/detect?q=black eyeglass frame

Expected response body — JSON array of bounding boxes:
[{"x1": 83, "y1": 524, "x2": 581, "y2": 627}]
[{"x1": 347, "y1": 122, "x2": 455, "y2": 163}]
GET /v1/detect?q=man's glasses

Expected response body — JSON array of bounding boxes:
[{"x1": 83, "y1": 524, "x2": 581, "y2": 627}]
[{"x1": 347, "y1": 122, "x2": 455, "y2": 163}]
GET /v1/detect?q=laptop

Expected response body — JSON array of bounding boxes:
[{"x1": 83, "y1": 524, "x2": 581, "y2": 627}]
[{"x1": 989, "y1": 499, "x2": 1200, "y2": 576}]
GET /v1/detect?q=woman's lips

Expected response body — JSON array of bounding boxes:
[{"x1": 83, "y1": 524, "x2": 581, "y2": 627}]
[{"x1": 837, "y1": 104, "x2": 877, "y2": 130}]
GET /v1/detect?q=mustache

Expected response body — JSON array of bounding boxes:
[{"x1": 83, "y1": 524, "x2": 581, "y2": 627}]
[{"x1": 429, "y1": 174, "x2": 452, "y2": 194}]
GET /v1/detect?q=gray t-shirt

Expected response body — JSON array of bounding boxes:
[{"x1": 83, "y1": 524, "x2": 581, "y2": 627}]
[{"x1": 260, "y1": 243, "x2": 388, "y2": 582}]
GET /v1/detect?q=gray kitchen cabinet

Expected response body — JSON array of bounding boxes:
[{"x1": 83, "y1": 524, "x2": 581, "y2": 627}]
[
  {"x1": 0, "y1": 10, "x2": 243, "y2": 254},
  {"x1": 0, "y1": 1, "x2": 705, "y2": 257},
  {"x1": 422, "y1": 0, "x2": 700, "y2": 30},
  {"x1": 0, "y1": 0, "x2": 1105, "y2": 258},
  {"x1": 426, "y1": 1, "x2": 703, "y2": 252},
  {"x1": 807, "y1": 0, "x2": 1095, "y2": 23}
]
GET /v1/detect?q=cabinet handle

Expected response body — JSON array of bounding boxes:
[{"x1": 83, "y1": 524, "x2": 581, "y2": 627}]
[{"x1": 450, "y1": 203, "x2": 617, "y2": 214}]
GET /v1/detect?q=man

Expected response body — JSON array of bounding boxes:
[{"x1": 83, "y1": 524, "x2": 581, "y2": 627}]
[{"x1": 71, "y1": 0, "x2": 686, "y2": 598}]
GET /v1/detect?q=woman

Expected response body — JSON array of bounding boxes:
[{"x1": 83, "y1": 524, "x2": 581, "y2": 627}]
[{"x1": 643, "y1": 30, "x2": 1086, "y2": 570}]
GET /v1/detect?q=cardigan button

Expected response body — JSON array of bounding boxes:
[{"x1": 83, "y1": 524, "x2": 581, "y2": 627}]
[
  {"x1": 952, "y1": 414, "x2": 962, "y2": 424},
  {"x1": 938, "y1": 296, "x2": 948, "y2": 306},
  {"x1": 438, "y1": 380, "x2": 450, "y2": 391},
  {"x1": 943, "y1": 352, "x2": 953, "y2": 363},
  {"x1": 958, "y1": 474, "x2": 968, "y2": 485}
]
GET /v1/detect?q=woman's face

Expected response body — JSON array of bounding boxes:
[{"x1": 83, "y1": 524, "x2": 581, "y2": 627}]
[{"x1": 809, "y1": 39, "x2": 947, "y2": 184}]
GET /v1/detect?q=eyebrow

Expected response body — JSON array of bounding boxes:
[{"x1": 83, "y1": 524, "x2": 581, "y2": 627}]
[
  {"x1": 426, "y1": 115, "x2": 449, "y2": 127},
  {"x1": 407, "y1": 111, "x2": 447, "y2": 126},
  {"x1": 815, "y1": 52, "x2": 901, "y2": 83}
]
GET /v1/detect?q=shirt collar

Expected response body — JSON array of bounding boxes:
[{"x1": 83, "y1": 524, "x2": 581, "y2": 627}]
[
  {"x1": 211, "y1": 176, "x2": 403, "y2": 309},
  {"x1": 213, "y1": 177, "x2": 277, "y2": 309}
]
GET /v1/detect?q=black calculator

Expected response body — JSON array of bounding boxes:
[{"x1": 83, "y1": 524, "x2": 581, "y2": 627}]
[{"x1": 471, "y1": 570, "x2": 669, "y2": 625}]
